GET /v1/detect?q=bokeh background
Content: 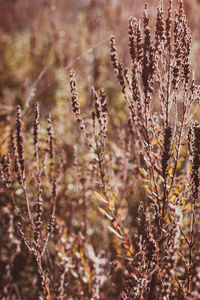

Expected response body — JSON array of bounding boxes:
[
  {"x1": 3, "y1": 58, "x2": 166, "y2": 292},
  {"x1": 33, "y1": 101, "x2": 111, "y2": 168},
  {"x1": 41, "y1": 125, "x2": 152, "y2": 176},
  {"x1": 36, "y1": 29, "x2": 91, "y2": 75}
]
[
  {"x1": 0, "y1": 0, "x2": 200, "y2": 298},
  {"x1": 0, "y1": 0, "x2": 200, "y2": 123}
]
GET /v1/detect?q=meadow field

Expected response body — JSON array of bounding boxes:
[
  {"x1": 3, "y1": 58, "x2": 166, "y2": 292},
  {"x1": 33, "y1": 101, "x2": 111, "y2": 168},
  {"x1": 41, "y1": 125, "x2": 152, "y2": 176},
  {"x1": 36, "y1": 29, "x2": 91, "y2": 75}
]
[{"x1": 0, "y1": 0, "x2": 200, "y2": 299}]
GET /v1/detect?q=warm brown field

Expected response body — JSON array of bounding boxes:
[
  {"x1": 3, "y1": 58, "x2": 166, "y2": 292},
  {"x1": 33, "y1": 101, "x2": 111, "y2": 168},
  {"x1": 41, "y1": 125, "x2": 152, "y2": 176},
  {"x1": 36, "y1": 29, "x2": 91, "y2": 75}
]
[{"x1": 0, "y1": 0, "x2": 200, "y2": 299}]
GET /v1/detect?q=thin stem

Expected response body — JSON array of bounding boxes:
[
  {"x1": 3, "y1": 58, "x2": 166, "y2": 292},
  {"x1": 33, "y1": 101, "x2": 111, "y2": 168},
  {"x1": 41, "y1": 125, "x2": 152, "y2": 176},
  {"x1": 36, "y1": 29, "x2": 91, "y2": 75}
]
[
  {"x1": 166, "y1": 50, "x2": 171, "y2": 126},
  {"x1": 168, "y1": 108, "x2": 186, "y2": 197},
  {"x1": 22, "y1": 182, "x2": 34, "y2": 229}
]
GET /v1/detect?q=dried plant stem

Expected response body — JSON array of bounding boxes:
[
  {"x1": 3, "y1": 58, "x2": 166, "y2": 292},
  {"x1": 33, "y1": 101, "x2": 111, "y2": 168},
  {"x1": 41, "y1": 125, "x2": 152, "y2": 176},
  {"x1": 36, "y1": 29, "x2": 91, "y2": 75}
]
[
  {"x1": 33, "y1": 101, "x2": 44, "y2": 244},
  {"x1": 187, "y1": 123, "x2": 200, "y2": 290},
  {"x1": 16, "y1": 105, "x2": 34, "y2": 228},
  {"x1": 188, "y1": 200, "x2": 196, "y2": 291},
  {"x1": 96, "y1": 141, "x2": 107, "y2": 197},
  {"x1": 168, "y1": 112, "x2": 186, "y2": 197},
  {"x1": 165, "y1": 54, "x2": 171, "y2": 127},
  {"x1": 22, "y1": 177, "x2": 34, "y2": 228}
]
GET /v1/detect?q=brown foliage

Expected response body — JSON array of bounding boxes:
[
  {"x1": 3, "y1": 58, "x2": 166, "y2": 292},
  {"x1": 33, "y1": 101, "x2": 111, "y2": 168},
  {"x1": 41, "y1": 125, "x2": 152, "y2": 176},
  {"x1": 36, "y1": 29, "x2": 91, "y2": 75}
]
[{"x1": 0, "y1": 0, "x2": 200, "y2": 299}]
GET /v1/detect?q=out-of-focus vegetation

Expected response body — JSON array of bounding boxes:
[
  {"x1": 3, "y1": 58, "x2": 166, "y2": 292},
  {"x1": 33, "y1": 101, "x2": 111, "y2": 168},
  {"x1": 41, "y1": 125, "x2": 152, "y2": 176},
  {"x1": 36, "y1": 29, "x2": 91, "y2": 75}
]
[{"x1": 0, "y1": 0, "x2": 200, "y2": 299}]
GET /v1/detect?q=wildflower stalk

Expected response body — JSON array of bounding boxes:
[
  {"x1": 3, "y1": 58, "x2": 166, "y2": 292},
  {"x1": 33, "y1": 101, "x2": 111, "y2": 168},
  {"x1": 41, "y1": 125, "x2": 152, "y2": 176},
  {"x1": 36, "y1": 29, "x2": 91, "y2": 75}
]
[
  {"x1": 187, "y1": 123, "x2": 200, "y2": 290},
  {"x1": 16, "y1": 105, "x2": 34, "y2": 228}
]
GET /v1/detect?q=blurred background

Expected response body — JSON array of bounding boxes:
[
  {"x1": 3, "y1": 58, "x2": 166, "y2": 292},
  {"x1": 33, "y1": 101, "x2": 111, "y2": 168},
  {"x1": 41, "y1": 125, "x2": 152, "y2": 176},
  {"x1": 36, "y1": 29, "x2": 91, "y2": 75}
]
[{"x1": 0, "y1": 0, "x2": 200, "y2": 123}]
